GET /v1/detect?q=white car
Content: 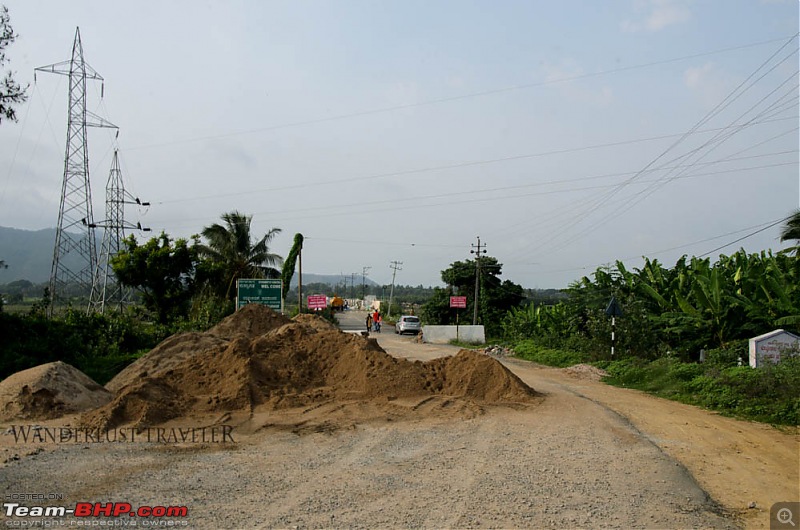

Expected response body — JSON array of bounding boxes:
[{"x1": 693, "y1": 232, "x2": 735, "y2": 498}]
[{"x1": 395, "y1": 315, "x2": 421, "y2": 335}]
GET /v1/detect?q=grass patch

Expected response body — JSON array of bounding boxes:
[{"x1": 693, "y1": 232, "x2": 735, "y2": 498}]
[
  {"x1": 604, "y1": 356, "x2": 800, "y2": 426},
  {"x1": 512, "y1": 339, "x2": 587, "y2": 368}
]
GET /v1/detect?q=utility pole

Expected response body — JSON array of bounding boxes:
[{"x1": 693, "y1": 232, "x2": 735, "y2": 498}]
[
  {"x1": 36, "y1": 27, "x2": 118, "y2": 313},
  {"x1": 297, "y1": 238, "x2": 303, "y2": 313},
  {"x1": 361, "y1": 266, "x2": 371, "y2": 302},
  {"x1": 350, "y1": 272, "x2": 357, "y2": 302},
  {"x1": 470, "y1": 236, "x2": 486, "y2": 325},
  {"x1": 388, "y1": 260, "x2": 402, "y2": 318}
]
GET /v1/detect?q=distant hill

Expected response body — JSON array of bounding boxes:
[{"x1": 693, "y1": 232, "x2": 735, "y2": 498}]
[
  {"x1": 0, "y1": 227, "x2": 69, "y2": 284},
  {"x1": 0, "y1": 227, "x2": 381, "y2": 287},
  {"x1": 285, "y1": 273, "x2": 379, "y2": 289}
]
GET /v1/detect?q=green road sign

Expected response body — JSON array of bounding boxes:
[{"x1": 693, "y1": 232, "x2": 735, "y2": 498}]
[{"x1": 236, "y1": 278, "x2": 283, "y2": 312}]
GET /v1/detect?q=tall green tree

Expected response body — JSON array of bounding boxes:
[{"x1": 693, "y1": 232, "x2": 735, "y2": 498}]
[
  {"x1": 111, "y1": 233, "x2": 201, "y2": 324},
  {"x1": 281, "y1": 233, "x2": 304, "y2": 301},
  {"x1": 0, "y1": 6, "x2": 28, "y2": 123},
  {"x1": 422, "y1": 256, "x2": 524, "y2": 337},
  {"x1": 198, "y1": 211, "x2": 283, "y2": 300}
]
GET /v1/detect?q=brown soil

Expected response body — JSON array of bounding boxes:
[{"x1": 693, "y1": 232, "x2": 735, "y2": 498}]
[
  {"x1": 291, "y1": 312, "x2": 339, "y2": 332},
  {"x1": 82, "y1": 305, "x2": 536, "y2": 430},
  {"x1": 0, "y1": 361, "x2": 111, "y2": 422}
]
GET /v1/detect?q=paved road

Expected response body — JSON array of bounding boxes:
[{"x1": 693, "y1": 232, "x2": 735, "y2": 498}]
[{"x1": 335, "y1": 309, "x2": 374, "y2": 333}]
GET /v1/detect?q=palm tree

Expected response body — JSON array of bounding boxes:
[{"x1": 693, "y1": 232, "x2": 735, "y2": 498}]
[
  {"x1": 780, "y1": 209, "x2": 800, "y2": 256},
  {"x1": 198, "y1": 211, "x2": 283, "y2": 300}
]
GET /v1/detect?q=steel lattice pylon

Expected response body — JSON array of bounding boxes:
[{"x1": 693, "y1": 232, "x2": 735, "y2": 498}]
[
  {"x1": 36, "y1": 27, "x2": 116, "y2": 311},
  {"x1": 89, "y1": 150, "x2": 150, "y2": 313}
]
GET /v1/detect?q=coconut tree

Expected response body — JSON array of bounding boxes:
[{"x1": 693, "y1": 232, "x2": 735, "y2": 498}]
[
  {"x1": 198, "y1": 211, "x2": 283, "y2": 300},
  {"x1": 780, "y1": 209, "x2": 800, "y2": 256}
]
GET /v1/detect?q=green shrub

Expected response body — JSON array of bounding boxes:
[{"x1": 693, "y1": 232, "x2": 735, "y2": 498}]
[
  {"x1": 0, "y1": 309, "x2": 166, "y2": 385},
  {"x1": 513, "y1": 340, "x2": 587, "y2": 367},
  {"x1": 704, "y1": 340, "x2": 747, "y2": 368},
  {"x1": 605, "y1": 357, "x2": 650, "y2": 387},
  {"x1": 603, "y1": 355, "x2": 800, "y2": 425}
]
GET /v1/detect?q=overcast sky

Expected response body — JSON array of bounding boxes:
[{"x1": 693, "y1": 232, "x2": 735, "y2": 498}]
[{"x1": 0, "y1": 0, "x2": 797, "y2": 289}]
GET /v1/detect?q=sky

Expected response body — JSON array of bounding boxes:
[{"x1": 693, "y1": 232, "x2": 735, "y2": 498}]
[{"x1": 0, "y1": 0, "x2": 797, "y2": 289}]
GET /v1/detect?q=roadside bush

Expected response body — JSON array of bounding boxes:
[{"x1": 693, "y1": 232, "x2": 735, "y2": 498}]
[
  {"x1": 184, "y1": 290, "x2": 235, "y2": 331},
  {"x1": 704, "y1": 340, "x2": 747, "y2": 368},
  {"x1": 604, "y1": 357, "x2": 651, "y2": 387},
  {"x1": 0, "y1": 309, "x2": 166, "y2": 385},
  {"x1": 513, "y1": 340, "x2": 587, "y2": 367},
  {"x1": 603, "y1": 355, "x2": 800, "y2": 426}
]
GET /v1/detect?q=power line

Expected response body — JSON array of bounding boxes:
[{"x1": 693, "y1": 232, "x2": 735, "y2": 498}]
[
  {"x1": 387, "y1": 260, "x2": 402, "y2": 318},
  {"x1": 304, "y1": 236, "x2": 462, "y2": 249},
  {"x1": 125, "y1": 35, "x2": 796, "y2": 152},
  {"x1": 151, "y1": 158, "x2": 796, "y2": 233},
  {"x1": 698, "y1": 216, "x2": 792, "y2": 258},
  {"x1": 525, "y1": 216, "x2": 792, "y2": 276},
  {"x1": 496, "y1": 125, "x2": 797, "y2": 250},
  {"x1": 523, "y1": 35, "x2": 799, "y2": 258},
  {"x1": 264, "y1": 158, "x2": 799, "y2": 217},
  {"x1": 161, "y1": 149, "x2": 796, "y2": 223},
  {"x1": 470, "y1": 237, "x2": 487, "y2": 325},
  {"x1": 154, "y1": 115, "x2": 796, "y2": 206},
  {"x1": 622, "y1": 218, "x2": 789, "y2": 261}
]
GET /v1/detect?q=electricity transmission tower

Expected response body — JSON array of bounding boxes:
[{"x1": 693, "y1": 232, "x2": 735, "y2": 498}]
[
  {"x1": 35, "y1": 27, "x2": 117, "y2": 312},
  {"x1": 88, "y1": 150, "x2": 150, "y2": 313}
]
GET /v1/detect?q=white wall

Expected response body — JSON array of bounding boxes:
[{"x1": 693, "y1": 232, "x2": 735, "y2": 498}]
[{"x1": 422, "y1": 325, "x2": 485, "y2": 345}]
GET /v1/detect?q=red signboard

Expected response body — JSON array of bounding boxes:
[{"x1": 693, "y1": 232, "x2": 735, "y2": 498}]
[
  {"x1": 450, "y1": 296, "x2": 467, "y2": 309},
  {"x1": 307, "y1": 295, "x2": 327, "y2": 310}
]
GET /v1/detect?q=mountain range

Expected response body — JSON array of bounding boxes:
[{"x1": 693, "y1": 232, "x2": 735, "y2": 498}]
[
  {"x1": 0, "y1": 226, "x2": 379, "y2": 287},
  {"x1": 0, "y1": 227, "x2": 71, "y2": 284}
]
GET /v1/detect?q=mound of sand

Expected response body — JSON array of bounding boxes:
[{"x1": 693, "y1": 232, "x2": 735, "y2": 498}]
[
  {"x1": 83, "y1": 305, "x2": 537, "y2": 430},
  {"x1": 208, "y1": 303, "x2": 292, "y2": 340},
  {"x1": 563, "y1": 364, "x2": 609, "y2": 381},
  {"x1": 292, "y1": 313, "x2": 338, "y2": 332},
  {"x1": 0, "y1": 361, "x2": 111, "y2": 422}
]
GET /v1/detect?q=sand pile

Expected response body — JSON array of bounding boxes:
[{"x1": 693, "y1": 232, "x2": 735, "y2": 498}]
[
  {"x1": 208, "y1": 305, "x2": 292, "y2": 340},
  {"x1": 291, "y1": 313, "x2": 338, "y2": 332},
  {"x1": 83, "y1": 305, "x2": 537, "y2": 430},
  {"x1": 563, "y1": 363, "x2": 609, "y2": 381},
  {"x1": 0, "y1": 361, "x2": 111, "y2": 422}
]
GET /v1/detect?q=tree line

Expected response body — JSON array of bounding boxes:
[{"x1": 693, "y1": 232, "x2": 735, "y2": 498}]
[{"x1": 503, "y1": 249, "x2": 799, "y2": 359}]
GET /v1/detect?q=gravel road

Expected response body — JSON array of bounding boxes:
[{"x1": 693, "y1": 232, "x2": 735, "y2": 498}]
[
  {"x1": 1, "y1": 311, "x2": 795, "y2": 529},
  {"x1": 1, "y1": 393, "x2": 734, "y2": 529}
]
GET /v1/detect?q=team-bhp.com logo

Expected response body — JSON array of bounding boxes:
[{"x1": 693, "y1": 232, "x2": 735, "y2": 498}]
[{"x1": 4, "y1": 502, "x2": 188, "y2": 525}]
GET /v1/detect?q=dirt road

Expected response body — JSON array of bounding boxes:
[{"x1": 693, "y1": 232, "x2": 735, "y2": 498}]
[{"x1": 1, "y1": 311, "x2": 797, "y2": 529}]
